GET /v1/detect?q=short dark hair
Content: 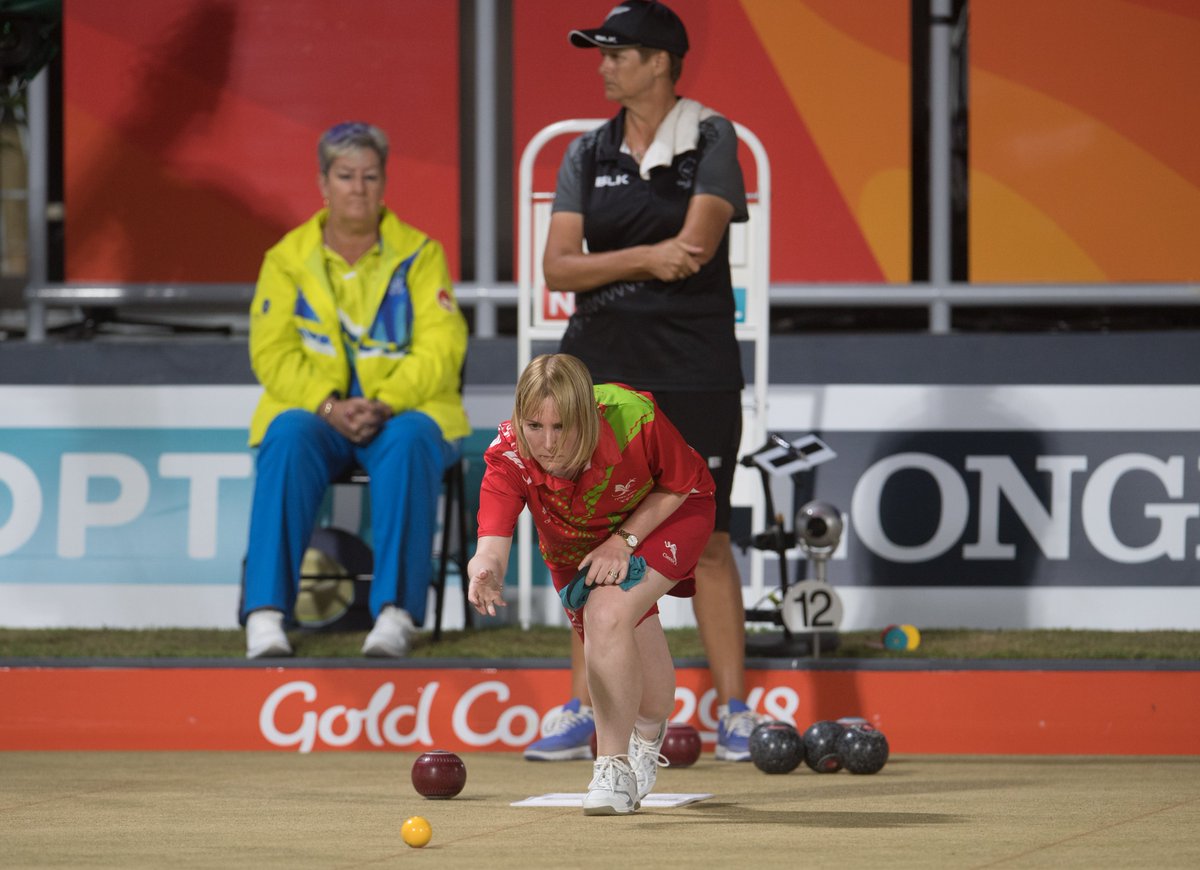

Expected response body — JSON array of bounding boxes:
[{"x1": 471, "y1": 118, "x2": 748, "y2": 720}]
[{"x1": 636, "y1": 46, "x2": 683, "y2": 83}]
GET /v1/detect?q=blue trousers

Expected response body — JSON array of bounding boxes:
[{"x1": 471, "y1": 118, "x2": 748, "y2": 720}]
[{"x1": 241, "y1": 409, "x2": 458, "y2": 626}]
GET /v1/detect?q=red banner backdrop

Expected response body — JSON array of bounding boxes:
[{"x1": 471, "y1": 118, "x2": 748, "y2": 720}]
[
  {"x1": 60, "y1": 2, "x2": 1198, "y2": 287},
  {"x1": 971, "y1": 0, "x2": 1200, "y2": 282},
  {"x1": 513, "y1": 0, "x2": 911, "y2": 283},
  {"x1": 63, "y1": 1, "x2": 909, "y2": 285},
  {"x1": 3, "y1": 666, "x2": 1197, "y2": 754},
  {"x1": 63, "y1": 0, "x2": 460, "y2": 283}
]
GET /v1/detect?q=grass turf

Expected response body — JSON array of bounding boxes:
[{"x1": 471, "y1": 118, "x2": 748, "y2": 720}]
[{"x1": 2, "y1": 626, "x2": 1198, "y2": 661}]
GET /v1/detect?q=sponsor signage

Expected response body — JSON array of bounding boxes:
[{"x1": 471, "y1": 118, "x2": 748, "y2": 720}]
[
  {"x1": 0, "y1": 429, "x2": 253, "y2": 583},
  {"x1": 1, "y1": 384, "x2": 1197, "y2": 628},
  {"x1": 792, "y1": 431, "x2": 1200, "y2": 586},
  {"x1": 2, "y1": 665, "x2": 1196, "y2": 755},
  {"x1": 4, "y1": 429, "x2": 1194, "y2": 587}
]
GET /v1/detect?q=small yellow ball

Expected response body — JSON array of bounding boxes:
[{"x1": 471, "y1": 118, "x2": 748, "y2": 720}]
[{"x1": 401, "y1": 815, "x2": 432, "y2": 848}]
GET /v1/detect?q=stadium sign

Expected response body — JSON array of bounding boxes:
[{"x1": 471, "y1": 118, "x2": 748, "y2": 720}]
[
  {"x1": 3, "y1": 665, "x2": 1197, "y2": 755},
  {"x1": 778, "y1": 432, "x2": 1200, "y2": 587},
  {"x1": 0, "y1": 384, "x2": 1197, "y2": 628},
  {"x1": 849, "y1": 449, "x2": 1198, "y2": 565}
]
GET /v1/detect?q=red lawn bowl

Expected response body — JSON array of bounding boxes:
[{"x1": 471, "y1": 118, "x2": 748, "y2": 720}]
[
  {"x1": 661, "y1": 722, "x2": 702, "y2": 767},
  {"x1": 411, "y1": 750, "x2": 467, "y2": 799}
]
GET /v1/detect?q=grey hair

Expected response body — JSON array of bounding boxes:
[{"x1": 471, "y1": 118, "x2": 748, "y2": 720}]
[{"x1": 317, "y1": 122, "x2": 389, "y2": 175}]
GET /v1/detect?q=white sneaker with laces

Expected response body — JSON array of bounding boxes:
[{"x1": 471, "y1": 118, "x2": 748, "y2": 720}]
[
  {"x1": 246, "y1": 610, "x2": 292, "y2": 659},
  {"x1": 362, "y1": 605, "x2": 414, "y2": 657},
  {"x1": 627, "y1": 721, "x2": 669, "y2": 802},
  {"x1": 582, "y1": 754, "x2": 639, "y2": 816}
]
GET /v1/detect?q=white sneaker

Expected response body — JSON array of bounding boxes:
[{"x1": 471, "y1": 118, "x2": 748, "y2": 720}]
[
  {"x1": 362, "y1": 605, "x2": 414, "y2": 657},
  {"x1": 582, "y1": 755, "x2": 639, "y2": 816},
  {"x1": 627, "y1": 721, "x2": 669, "y2": 802},
  {"x1": 245, "y1": 610, "x2": 292, "y2": 659}
]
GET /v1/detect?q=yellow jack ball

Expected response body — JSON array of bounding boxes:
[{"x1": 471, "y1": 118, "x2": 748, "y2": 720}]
[{"x1": 401, "y1": 815, "x2": 432, "y2": 848}]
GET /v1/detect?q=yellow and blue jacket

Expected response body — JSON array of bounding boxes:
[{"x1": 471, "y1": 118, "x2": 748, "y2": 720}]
[{"x1": 247, "y1": 208, "x2": 469, "y2": 445}]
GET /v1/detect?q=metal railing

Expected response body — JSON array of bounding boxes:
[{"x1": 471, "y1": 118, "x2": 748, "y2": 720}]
[{"x1": 22, "y1": 280, "x2": 1200, "y2": 342}]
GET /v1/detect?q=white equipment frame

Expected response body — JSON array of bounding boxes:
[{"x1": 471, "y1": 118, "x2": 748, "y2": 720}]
[{"x1": 515, "y1": 118, "x2": 771, "y2": 629}]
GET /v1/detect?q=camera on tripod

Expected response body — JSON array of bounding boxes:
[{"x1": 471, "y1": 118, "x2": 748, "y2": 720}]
[{"x1": 739, "y1": 432, "x2": 844, "y2": 656}]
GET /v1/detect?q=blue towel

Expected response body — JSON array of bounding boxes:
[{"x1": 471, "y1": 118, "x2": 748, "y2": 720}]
[{"x1": 559, "y1": 555, "x2": 648, "y2": 611}]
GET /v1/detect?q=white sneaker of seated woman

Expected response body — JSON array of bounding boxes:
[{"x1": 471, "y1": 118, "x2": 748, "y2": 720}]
[
  {"x1": 362, "y1": 605, "x2": 414, "y2": 657},
  {"x1": 245, "y1": 610, "x2": 293, "y2": 659}
]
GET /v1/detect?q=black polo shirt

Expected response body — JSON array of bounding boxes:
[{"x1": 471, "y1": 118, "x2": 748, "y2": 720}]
[{"x1": 554, "y1": 107, "x2": 749, "y2": 392}]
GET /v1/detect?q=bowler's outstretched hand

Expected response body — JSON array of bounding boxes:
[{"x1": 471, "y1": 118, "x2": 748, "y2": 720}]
[{"x1": 467, "y1": 567, "x2": 506, "y2": 617}]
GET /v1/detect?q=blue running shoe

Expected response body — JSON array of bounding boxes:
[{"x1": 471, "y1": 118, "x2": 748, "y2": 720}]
[
  {"x1": 716, "y1": 698, "x2": 765, "y2": 761},
  {"x1": 524, "y1": 698, "x2": 596, "y2": 761}
]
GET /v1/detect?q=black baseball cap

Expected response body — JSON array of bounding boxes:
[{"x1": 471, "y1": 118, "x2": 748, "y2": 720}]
[{"x1": 569, "y1": 1, "x2": 689, "y2": 57}]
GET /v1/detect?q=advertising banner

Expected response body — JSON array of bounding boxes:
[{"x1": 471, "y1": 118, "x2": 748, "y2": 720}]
[
  {"x1": 2, "y1": 665, "x2": 1196, "y2": 755},
  {"x1": 762, "y1": 385, "x2": 1200, "y2": 588},
  {"x1": 2, "y1": 383, "x2": 1198, "y2": 629},
  {"x1": 0, "y1": 387, "x2": 258, "y2": 599}
]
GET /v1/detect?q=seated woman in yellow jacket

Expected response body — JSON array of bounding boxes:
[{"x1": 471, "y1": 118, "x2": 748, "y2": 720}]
[{"x1": 241, "y1": 121, "x2": 469, "y2": 659}]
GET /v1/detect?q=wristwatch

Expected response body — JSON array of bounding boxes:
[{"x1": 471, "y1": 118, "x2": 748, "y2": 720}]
[{"x1": 615, "y1": 528, "x2": 639, "y2": 550}]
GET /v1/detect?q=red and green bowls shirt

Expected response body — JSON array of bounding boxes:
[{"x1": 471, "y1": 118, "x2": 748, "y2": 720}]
[{"x1": 477, "y1": 384, "x2": 715, "y2": 575}]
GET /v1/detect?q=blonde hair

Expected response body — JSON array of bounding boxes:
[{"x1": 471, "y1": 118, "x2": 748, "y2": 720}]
[{"x1": 512, "y1": 354, "x2": 599, "y2": 474}]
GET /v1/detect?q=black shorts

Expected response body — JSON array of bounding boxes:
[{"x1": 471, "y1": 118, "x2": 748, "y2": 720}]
[{"x1": 651, "y1": 390, "x2": 742, "y2": 533}]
